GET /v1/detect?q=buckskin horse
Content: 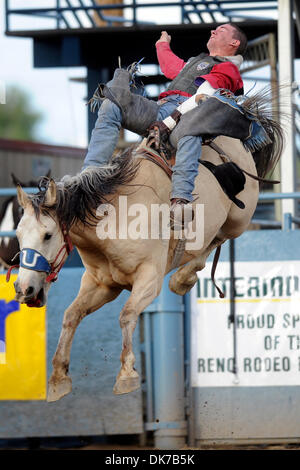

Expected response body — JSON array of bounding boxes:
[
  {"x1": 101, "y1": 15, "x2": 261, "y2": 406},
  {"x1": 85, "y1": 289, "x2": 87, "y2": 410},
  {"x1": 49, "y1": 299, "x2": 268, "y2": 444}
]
[{"x1": 8, "y1": 90, "x2": 283, "y2": 402}]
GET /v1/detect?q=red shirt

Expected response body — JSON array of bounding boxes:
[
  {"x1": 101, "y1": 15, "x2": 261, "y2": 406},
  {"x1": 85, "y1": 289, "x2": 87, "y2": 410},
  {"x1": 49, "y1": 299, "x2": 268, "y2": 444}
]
[{"x1": 156, "y1": 42, "x2": 243, "y2": 99}]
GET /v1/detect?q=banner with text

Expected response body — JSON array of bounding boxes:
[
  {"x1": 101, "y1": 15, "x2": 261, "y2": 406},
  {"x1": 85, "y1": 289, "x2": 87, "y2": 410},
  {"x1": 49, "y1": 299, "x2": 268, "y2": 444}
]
[{"x1": 191, "y1": 261, "x2": 300, "y2": 387}]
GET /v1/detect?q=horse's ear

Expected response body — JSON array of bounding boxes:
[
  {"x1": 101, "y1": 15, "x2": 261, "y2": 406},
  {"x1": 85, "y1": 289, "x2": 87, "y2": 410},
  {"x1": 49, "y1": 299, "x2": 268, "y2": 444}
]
[
  {"x1": 11, "y1": 173, "x2": 22, "y2": 187},
  {"x1": 17, "y1": 184, "x2": 30, "y2": 209},
  {"x1": 44, "y1": 179, "x2": 57, "y2": 207}
]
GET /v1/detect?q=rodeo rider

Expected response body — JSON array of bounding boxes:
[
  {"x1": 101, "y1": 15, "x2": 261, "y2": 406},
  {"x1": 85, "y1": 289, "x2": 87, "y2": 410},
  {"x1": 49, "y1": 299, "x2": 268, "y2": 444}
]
[{"x1": 82, "y1": 23, "x2": 248, "y2": 228}]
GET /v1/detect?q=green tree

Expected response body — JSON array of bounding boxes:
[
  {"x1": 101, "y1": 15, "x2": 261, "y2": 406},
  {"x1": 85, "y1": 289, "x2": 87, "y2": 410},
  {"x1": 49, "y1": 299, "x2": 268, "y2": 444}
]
[{"x1": 0, "y1": 86, "x2": 43, "y2": 141}]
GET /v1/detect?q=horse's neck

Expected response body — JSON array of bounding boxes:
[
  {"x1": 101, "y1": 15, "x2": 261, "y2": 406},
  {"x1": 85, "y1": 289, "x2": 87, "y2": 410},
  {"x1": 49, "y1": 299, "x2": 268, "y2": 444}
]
[{"x1": 69, "y1": 223, "x2": 100, "y2": 250}]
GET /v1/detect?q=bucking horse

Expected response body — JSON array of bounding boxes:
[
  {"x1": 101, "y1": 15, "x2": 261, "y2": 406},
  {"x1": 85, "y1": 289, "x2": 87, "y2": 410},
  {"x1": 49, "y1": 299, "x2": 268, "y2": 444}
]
[{"x1": 7, "y1": 68, "x2": 284, "y2": 402}]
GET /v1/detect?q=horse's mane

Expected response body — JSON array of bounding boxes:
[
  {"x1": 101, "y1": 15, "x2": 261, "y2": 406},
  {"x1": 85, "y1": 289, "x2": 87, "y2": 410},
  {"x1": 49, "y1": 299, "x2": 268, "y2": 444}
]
[{"x1": 30, "y1": 146, "x2": 141, "y2": 230}]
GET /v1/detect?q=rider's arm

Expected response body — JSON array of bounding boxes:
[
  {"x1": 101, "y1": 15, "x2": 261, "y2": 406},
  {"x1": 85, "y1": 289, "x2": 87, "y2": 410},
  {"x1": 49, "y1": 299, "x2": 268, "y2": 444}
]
[{"x1": 156, "y1": 41, "x2": 186, "y2": 80}]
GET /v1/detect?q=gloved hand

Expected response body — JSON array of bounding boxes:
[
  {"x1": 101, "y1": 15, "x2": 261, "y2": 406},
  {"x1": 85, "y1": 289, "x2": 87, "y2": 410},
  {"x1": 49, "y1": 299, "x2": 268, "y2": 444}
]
[
  {"x1": 147, "y1": 109, "x2": 182, "y2": 146},
  {"x1": 147, "y1": 120, "x2": 171, "y2": 144},
  {"x1": 146, "y1": 109, "x2": 183, "y2": 159}
]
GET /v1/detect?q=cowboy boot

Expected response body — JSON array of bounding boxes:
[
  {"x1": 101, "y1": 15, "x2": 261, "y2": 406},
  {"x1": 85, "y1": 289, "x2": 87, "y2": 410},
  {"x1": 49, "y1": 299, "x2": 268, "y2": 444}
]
[{"x1": 170, "y1": 198, "x2": 194, "y2": 231}]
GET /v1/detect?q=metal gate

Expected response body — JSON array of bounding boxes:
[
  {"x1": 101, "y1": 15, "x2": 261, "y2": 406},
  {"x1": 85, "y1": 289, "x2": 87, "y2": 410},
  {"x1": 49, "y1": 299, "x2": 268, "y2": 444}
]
[{"x1": 188, "y1": 207, "x2": 300, "y2": 446}]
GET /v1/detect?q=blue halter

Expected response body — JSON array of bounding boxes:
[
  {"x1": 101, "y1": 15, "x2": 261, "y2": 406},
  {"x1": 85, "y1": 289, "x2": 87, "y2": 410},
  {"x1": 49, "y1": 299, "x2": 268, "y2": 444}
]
[
  {"x1": 20, "y1": 248, "x2": 51, "y2": 274},
  {"x1": 6, "y1": 227, "x2": 73, "y2": 284}
]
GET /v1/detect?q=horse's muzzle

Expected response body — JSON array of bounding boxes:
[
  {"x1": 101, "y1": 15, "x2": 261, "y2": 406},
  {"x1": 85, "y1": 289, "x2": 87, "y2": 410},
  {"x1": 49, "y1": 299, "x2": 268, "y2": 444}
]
[{"x1": 14, "y1": 280, "x2": 46, "y2": 308}]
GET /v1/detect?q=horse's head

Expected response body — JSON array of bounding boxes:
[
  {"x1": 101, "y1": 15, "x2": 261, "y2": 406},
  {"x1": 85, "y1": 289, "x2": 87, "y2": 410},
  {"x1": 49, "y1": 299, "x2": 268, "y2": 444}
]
[
  {"x1": 0, "y1": 172, "x2": 52, "y2": 268},
  {"x1": 13, "y1": 180, "x2": 72, "y2": 308}
]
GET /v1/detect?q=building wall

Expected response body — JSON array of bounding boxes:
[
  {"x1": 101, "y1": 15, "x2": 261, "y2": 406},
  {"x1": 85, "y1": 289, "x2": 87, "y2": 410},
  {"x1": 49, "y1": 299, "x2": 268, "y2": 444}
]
[{"x1": 0, "y1": 138, "x2": 86, "y2": 188}]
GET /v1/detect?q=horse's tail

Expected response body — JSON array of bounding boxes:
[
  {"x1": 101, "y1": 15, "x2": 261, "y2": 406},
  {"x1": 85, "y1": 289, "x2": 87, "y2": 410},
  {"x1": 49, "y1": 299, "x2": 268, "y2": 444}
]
[{"x1": 240, "y1": 86, "x2": 285, "y2": 180}]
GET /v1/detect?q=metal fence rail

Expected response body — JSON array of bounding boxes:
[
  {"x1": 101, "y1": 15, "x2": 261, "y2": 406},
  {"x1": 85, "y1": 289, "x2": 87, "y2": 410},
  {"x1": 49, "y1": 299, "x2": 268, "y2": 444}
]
[
  {"x1": 0, "y1": 188, "x2": 38, "y2": 197},
  {"x1": 253, "y1": 192, "x2": 300, "y2": 230},
  {"x1": 5, "y1": 0, "x2": 278, "y2": 32}
]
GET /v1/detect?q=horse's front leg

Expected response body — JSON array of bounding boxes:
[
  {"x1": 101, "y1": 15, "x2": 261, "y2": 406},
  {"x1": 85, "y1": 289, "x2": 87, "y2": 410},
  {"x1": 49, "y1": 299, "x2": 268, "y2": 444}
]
[
  {"x1": 48, "y1": 271, "x2": 121, "y2": 402},
  {"x1": 113, "y1": 264, "x2": 163, "y2": 395}
]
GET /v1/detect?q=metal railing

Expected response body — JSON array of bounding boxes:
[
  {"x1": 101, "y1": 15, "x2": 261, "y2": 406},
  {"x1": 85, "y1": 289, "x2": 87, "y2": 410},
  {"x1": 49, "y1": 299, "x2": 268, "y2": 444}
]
[
  {"x1": 253, "y1": 192, "x2": 300, "y2": 230},
  {"x1": 5, "y1": 0, "x2": 278, "y2": 32}
]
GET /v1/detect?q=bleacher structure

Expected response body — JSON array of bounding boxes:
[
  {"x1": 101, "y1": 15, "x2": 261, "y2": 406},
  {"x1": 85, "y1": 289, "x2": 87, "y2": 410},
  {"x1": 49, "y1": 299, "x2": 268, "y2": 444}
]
[{"x1": 5, "y1": 1, "x2": 281, "y2": 30}]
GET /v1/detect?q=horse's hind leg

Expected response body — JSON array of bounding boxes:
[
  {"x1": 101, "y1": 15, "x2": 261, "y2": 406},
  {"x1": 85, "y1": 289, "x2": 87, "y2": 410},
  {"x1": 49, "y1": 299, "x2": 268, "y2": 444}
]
[
  {"x1": 113, "y1": 264, "x2": 163, "y2": 395},
  {"x1": 169, "y1": 237, "x2": 225, "y2": 296},
  {"x1": 47, "y1": 270, "x2": 122, "y2": 402}
]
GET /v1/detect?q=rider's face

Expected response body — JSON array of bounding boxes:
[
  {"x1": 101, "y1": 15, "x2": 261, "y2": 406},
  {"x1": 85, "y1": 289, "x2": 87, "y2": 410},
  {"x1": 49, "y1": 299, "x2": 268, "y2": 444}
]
[{"x1": 207, "y1": 23, "x2": 239, "y2": 54}]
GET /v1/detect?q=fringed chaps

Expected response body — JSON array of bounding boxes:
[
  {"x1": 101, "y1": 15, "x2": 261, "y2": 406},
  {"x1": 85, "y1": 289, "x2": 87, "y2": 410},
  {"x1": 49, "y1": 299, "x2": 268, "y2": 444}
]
[
  {"x1": 169, "y1": 92, "x2": 271, "y2": 152},
  {"x1": 99, "y1": 68, "x2": 159, "y2": 136}
]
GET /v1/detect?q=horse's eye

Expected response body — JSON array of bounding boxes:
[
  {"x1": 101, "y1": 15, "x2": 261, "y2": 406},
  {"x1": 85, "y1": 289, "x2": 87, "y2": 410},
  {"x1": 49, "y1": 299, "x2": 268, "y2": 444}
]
[{"x1": 44, "y1": 233, "x2": 52, "y2": 241}]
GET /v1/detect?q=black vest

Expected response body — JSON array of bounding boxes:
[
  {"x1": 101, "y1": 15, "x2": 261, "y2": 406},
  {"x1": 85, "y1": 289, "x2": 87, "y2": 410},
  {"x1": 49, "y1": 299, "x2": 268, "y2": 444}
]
[{"x1": 166, "y1": 53, "x2": 243, "y2": 96}]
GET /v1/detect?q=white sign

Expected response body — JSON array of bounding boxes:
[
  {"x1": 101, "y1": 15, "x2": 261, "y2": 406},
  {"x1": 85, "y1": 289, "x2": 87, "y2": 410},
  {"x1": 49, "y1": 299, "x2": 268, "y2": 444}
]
[{"x1": 191, "y1": 261, "x2": 300, "y2": 387}]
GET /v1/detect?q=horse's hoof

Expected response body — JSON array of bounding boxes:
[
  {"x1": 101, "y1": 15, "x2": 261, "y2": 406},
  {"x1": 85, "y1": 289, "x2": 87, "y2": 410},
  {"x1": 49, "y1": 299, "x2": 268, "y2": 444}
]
[
  {"x1": 113, "y1": 376, "x2": 140, "y2": 395},
  {"x1": 47, "y1": 376, "x2": 72, "y2": 402}
]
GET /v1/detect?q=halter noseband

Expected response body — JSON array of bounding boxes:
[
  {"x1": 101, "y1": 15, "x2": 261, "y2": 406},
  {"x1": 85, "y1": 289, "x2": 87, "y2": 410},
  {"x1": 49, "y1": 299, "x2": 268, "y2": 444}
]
[{"x1": 6, "y1": 226, "x2": 73, "y2": 283}]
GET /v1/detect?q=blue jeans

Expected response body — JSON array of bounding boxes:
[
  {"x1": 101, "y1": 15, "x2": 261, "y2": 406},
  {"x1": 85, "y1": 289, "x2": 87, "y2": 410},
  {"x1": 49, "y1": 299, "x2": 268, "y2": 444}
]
[{"x1": 83, "y1": 94, "x2": 202, "y2": 202}]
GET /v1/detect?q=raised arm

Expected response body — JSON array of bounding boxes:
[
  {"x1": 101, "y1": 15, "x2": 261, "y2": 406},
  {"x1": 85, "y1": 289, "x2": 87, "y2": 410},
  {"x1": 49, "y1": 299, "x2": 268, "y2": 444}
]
[{"x1": 155, "y1": 31, "x2": 186, "y2": 80}]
